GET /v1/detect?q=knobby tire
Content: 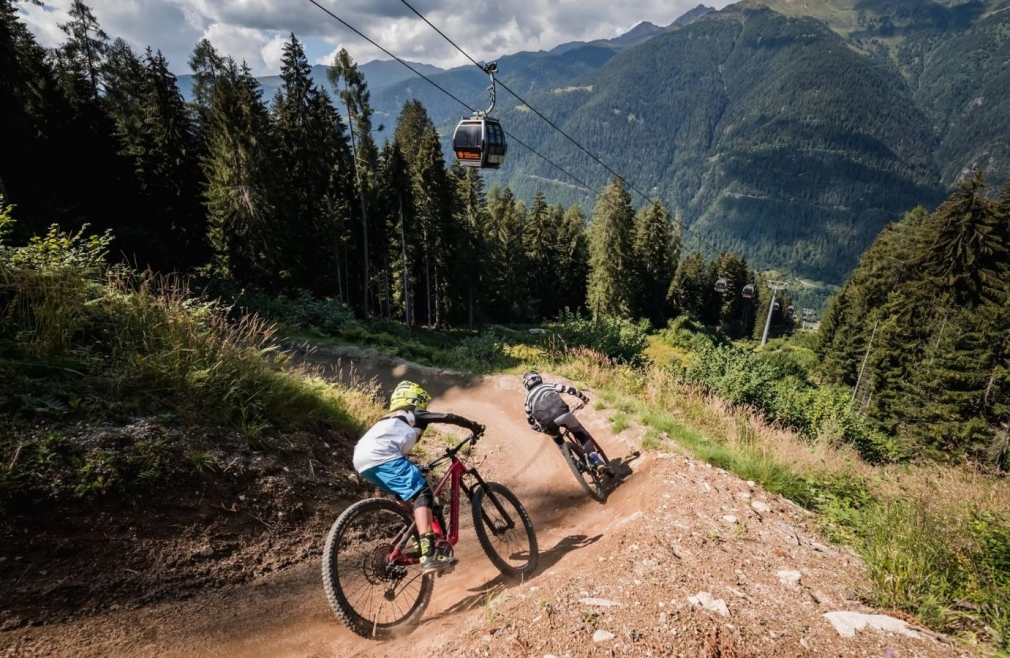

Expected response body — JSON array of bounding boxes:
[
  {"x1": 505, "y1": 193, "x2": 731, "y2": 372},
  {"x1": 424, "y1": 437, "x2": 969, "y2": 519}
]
[
  {"x1": 560, "y1": 441, "x2": 608, "y2": 502},
  {"x1": 322, "y1": 498, "x2": 433, "y2": 640},
  {"x1": 471, "y1": 482, "x2": 539, "y2": 579}
]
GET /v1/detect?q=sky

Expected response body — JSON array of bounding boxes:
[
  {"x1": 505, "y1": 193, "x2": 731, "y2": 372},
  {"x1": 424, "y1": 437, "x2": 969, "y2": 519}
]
[{"x1": 20, "y1": 0, "x2": 733, "y2": 76}]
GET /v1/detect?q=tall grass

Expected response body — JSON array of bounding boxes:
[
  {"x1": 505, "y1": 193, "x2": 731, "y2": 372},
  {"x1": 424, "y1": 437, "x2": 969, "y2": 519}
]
[
  {"x1": 557, "y1": 348, "x2": 1010, "y2": 650},
  {"x1": 2, "y1": 267, "x2": 365, "y2": 432},
  {"x1": 0, "y1": 219, "x2": 372, "y2": 433}
]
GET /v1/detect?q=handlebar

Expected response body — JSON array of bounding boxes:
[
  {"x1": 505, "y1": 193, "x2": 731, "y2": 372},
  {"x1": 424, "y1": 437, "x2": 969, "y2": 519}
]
[{"x1": 421, "y1": 431, "x2": 482, "y2": 473}]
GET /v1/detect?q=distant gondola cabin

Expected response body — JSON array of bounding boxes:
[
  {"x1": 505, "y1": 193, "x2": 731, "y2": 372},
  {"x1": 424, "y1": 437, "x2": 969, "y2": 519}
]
[
  {"x1": 714, "y1": 278, "x2": 728, "y2": 293},
  {"x1": 452, "y1": 118, "x2": 507, "y2": 169},
  {"x1": 742, "y1": 284, "x2": 755, "y2": 299}
]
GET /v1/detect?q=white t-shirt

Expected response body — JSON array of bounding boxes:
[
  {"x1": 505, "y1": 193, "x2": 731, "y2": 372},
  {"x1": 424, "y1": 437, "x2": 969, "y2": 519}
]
[{"x1": 353, "y1": 411, "x2": 422, "y2": 472}]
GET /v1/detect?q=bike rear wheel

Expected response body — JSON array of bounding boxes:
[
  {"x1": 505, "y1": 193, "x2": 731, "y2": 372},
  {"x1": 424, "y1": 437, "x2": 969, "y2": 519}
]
[
  {"x1": 471, "y1": 482, "x2": 539, "y2": 579},
  {"x1": 321, "y1": 498, "x2": 433, "y2": 640},
  {"x1": 560, "y1": 440, "x2": 608, "y2": 502}
]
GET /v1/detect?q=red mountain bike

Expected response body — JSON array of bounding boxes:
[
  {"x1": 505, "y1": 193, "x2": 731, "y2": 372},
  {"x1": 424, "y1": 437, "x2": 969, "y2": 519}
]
[{"x1": 321, "y1": 432, "x2": 539, "y2": 640}]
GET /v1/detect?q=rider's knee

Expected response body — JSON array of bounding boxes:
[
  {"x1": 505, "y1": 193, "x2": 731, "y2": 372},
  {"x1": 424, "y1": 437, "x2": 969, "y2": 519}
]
[{"x1": 412, "y1": 483, "x2": 434, "y2": 509}]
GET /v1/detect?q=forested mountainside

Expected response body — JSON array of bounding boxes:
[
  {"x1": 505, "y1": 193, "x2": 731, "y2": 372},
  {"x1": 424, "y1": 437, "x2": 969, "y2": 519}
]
[{"x1": 363, "y1": 0, "x2": 1010, "y2": 285}]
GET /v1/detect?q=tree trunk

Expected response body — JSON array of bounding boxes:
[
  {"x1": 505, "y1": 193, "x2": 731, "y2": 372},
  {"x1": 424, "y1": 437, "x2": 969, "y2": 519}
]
[
  {"x1": 423, "y1": 228, "x2": 432, "y2": 327},
  {"x1": 347, "y1": 114, "x2": 370, "y2": 318},
  {"x1": 399, "y1": 194, "x2": 411, "y2": 327}
]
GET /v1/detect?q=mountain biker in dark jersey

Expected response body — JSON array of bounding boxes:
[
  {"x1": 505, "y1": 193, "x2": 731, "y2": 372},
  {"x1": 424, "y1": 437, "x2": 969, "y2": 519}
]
[
  {"x1": 522, "y1": 371, "x2": 607, "y2": 472},
  {"x1": 352, "y1": 381, "x2": 484, "y2": 574}
]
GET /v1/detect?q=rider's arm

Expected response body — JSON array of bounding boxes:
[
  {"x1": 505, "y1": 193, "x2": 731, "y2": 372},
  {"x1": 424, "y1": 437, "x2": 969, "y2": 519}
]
[
  {"x1": 412, "y1": 409, "x2": 484, "y2": 434},
  {"x1": 554, "y1": 383, "x2": 590, "y2": 404}
]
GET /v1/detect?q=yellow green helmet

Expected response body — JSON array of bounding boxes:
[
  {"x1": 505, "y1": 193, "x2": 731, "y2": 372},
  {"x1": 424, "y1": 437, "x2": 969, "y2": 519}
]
[{"x1": 389, "y1": 381, "x2": 431, "y2": 411}]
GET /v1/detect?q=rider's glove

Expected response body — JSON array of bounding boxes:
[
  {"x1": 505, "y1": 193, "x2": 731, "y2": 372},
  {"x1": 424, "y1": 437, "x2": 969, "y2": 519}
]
[{"x1": 471, "y1": 423, "x2": 486, "y2": 436}]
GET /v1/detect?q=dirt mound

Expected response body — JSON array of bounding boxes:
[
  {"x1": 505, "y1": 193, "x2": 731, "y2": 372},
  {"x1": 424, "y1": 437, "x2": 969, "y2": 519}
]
[
  {"x1": 0, "y1": 421, "x2": 365, "y2": 633},
  {"x1": 2, "y1": 352, "x2": 976, "y2": 657}
]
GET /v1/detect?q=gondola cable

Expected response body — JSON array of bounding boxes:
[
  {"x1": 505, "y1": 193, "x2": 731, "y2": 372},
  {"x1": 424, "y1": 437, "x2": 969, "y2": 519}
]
[
  {"x1": 302, "y1": 0, "x2": 621, "y2": 221},
  {"x1": 394, "y1": 0, "x2": 720, "y2": 254},
  {"x1": 303, "y1": 0, "x2": 714, "y2": 255}
]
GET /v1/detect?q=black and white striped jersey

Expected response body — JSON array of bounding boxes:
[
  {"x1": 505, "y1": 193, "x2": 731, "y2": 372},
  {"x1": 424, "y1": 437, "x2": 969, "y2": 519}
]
[{"x1": 524, "y1": 383, "x2": 589, "y2": 433}]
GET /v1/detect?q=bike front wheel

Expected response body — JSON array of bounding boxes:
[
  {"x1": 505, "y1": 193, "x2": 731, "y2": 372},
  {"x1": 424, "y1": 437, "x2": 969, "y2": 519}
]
[
  {"x1": 471, "y1": 482, "x2": 539, "y2": 579},
  {"x1": 321, "y1": 498, "x2": 433, "y2": 640},
  {"x1": 560, "y1": 441, "x2": 608, "y2": 502}
]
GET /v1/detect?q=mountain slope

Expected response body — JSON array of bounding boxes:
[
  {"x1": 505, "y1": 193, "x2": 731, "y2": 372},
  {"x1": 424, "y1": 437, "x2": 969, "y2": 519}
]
[{"x1": 486, "y1": 6, "x2": 943, "y2": 283}]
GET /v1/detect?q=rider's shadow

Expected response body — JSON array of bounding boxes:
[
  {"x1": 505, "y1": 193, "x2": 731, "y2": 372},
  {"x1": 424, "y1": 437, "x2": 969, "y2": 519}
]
[
  {"x1": 604, "y1": 450, "x2": 641, "y2": 494},
  {"x1": 421, "y1": 533, "x2": 602, "y2": 624}
]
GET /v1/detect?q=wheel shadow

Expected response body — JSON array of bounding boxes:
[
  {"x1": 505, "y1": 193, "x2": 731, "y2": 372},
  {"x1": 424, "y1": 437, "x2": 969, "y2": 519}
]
[
  {"x1": 603, "y1": 449, "x2": 642, "y2": 496},
  {"x1": 419, "y1": 533, "x2": 602, "y2": 625}
]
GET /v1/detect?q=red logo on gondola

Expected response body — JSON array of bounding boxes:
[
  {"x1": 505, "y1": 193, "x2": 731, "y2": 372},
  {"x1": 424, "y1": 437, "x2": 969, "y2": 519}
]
[{"x1": 457, "y1": 151, "x2": 480, "y2": 160}]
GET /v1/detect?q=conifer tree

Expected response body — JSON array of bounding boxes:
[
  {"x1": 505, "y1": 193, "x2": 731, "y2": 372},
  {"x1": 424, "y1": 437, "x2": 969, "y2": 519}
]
[
  {"x1": 391, "y1": 101, "x2": 447, "y2": 324},
  {"x1": 328, "y1": 49, "x2": 379, "y2": 314},
  {"x1": 632, "y1": 201, "x2": 678, "y2": 324},
  {"x1": 713, "y1": 252, "x2": 753, "y2": 337},
  {"x1": 110, "y1": 48, "x2": 206, "y2": 269},
  {"x1": 377, "y1": 141, "x2": 417, "y2": 325},
  {"x1": 920, "y1": 172, "x2": 1007, "y2": 307},
  {"x1": 102, "y1": 39, "x2": 144, "y2": 146},
  {"x1": 191, "y1": 43, "x2": 278, "y2": 286},
  {"x1": 488, "y1": 186, "x2": 529, "y2": 322},
  {"x1": 525, "y1": 189, "x2": 557, "y2": 319},
  {"x1": 449, "y1": 166, "x2": 491, "y2": 326},
  {"x1": 817, "y1": 206, "x2": 930, "y2": 383},
  {"x1": 669, "y1": 252, "x2": 719, "y2": 325},
  {"x1": 411, "y1": 126, "x2": 451, "y2": 326},
  {"x1": 555, "y1": 205, "x2": 590, "y2": 314},
  {"x1": 0, "y1": 0, "x2": 69, "y2": 235},
  {"x1": 272, "y1": 35, "x2": 354, "y2": 296},
  {"x1": 587, "y1": 177, "x2": 636, "y2": 319},
  {"x1": 55, "y1": 0, "x2": 108, "y2": 103},
  {"x1": 49, "y1": 0, "x2": 130, "y2": 244}
]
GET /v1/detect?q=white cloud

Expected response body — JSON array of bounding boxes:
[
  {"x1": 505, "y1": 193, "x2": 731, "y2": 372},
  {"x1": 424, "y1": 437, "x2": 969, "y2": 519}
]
[
  {"x1": 22, "y1": 0, "x2": 735, "y2": 74},
  {"x1": 260, "y1": 34, "x2": 288, "y2": 74},
  {"x1": 200, "y1": 22, "x2": 270, "y2": 73}
]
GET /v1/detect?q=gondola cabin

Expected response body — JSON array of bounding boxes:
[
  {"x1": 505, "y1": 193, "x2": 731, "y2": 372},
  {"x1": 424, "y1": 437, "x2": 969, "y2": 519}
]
[
  {"x1": 785, "y1": 304, "x2": 795, "y2": 318},
  {"x1": 452, "y1": 117, "x2": 507, "y2": 169},
  {"x1": 742, "y1": 284, "x2": 755, "y2": 299},
  {"x1": 714, "y1": 278, "x2": 728, "y2": 293},
  {"x1": 773, "y1": 301, "x2": 780, "y2": 312}
]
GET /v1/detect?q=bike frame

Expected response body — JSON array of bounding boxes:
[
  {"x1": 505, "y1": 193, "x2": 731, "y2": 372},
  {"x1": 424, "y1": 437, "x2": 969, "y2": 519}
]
[{"x1": 386, "y1": 439, "x2": 504, "y2": 564}]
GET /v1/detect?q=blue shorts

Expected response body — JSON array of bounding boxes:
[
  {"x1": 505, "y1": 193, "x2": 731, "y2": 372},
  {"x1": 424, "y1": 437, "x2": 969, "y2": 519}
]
[{"x1": 361, "y1": 457, "x2": 427, "y2": 501}]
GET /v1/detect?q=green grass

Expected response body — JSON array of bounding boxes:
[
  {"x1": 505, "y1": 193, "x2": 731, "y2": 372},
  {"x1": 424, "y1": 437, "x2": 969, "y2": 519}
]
[
  {"x1": 640, "y1": 428, "x2": 662, "y2": 451},
  {"x1": 609, "y1": 412, "x2": 630, "y2": 434},
  {"x1": 555, "y1": 351, "x2": 1009, "y2": 649},
  {"x1": 0, "y1": 223, "x2": 376, "y2": 507}
]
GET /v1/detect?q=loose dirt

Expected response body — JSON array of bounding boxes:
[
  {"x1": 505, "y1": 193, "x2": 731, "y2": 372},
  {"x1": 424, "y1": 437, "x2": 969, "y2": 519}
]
[{"x1": 1, "y1": 347, "x2": 978, "y2": 657}]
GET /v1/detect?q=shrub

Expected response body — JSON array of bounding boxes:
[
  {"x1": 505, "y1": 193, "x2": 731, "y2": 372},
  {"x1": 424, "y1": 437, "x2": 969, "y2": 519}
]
[
  {"x1": 232, "y1": 288, "x2": 357, "y2": 335},
  {"x1": 448, "y1": 331, "x2": 508, "y2": 371},
  {"x1": 544, "y1": 309, "x2": 649, "y2": 365}
]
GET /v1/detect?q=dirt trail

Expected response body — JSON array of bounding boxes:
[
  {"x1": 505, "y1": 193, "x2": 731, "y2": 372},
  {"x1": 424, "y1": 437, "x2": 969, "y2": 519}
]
[{"x1": 4, "y1": 348, "x2": 975, "y2": 657}]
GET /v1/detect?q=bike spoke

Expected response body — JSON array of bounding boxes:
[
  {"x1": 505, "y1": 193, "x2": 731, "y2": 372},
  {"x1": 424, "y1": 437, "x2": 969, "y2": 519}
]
[
  {"x1": 479, "y1": 494, "x2": 530, "y2": 570},
  {"x1": 333, "y1": 508, "x2": 423, "y2": 628}
]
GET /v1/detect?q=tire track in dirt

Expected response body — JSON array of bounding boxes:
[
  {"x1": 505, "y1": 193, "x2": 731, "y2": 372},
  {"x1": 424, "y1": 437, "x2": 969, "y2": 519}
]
[
  {"x1": 5, "y1": 348, "x2": 643, "y2": 658},
  {"x1": 4, "y1": 347, "x2": 973, "y2": 657}
]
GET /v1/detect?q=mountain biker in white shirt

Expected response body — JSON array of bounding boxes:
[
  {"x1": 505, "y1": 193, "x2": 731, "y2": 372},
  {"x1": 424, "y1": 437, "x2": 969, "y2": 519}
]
[{"x1": 353, "y1": 381, "x2": 484, "y2": 574}]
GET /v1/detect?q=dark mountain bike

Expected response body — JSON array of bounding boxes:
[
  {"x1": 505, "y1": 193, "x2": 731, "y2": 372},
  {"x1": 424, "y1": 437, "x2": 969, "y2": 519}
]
[
  {"x1": 553, "y1": 404, "x2": 615, "y2": 503},
  {"x1": 321, "y1": 432, "x2": 539, "y2": 640}
]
